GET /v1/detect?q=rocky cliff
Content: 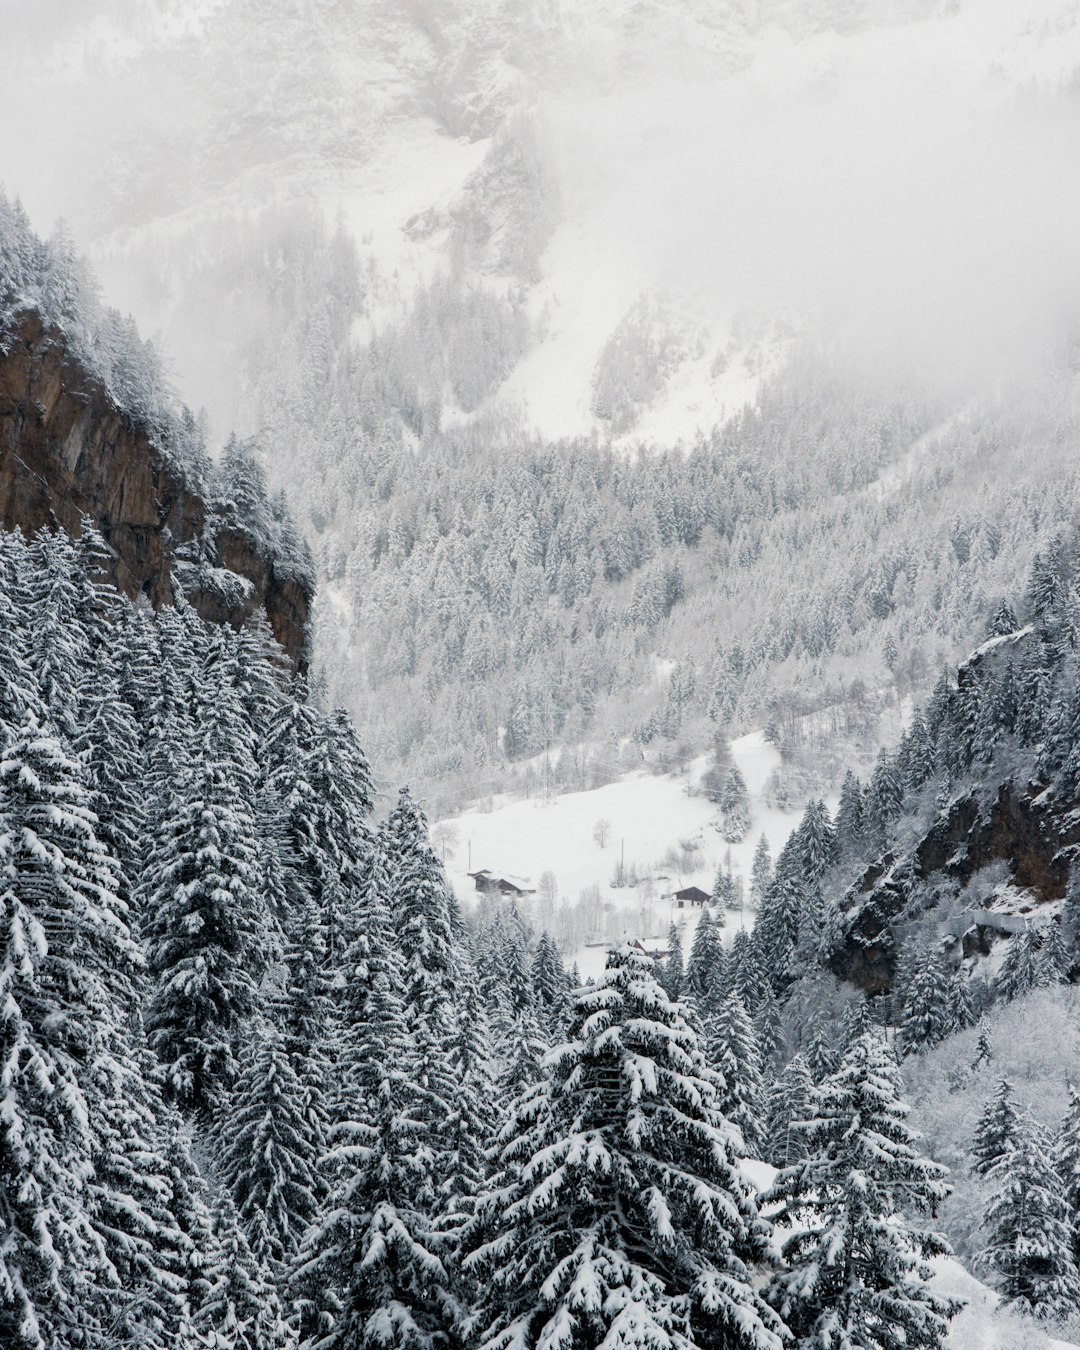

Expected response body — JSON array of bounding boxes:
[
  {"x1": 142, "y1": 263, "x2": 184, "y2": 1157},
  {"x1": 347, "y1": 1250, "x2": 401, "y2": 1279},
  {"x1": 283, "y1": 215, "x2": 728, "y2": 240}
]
[
  {"x1": 0, "y1": 310, "x2": 311, "y2": 668},
  {"x1": 828, "y1": 783, "x2": 1078, "y2": 994},
  {"x1": 825, "y1": 625, "x2": 1080, "y2": 995}
]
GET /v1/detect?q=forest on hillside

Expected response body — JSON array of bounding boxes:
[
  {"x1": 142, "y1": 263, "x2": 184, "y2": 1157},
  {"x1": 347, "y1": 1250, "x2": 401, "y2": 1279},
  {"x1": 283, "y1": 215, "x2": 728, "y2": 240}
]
[
  {"x1": 6, "y1": 502, "x2": 1080, "y2": 1348},
  {"x1": 99, "y1": 196, "x2": 1079, "y2": 813}
]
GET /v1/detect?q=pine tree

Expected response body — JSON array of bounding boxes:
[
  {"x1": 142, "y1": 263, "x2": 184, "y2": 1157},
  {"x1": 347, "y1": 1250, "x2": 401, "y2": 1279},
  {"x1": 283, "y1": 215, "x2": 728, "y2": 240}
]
[
  {"x1": 27, "y1": 530, "x2": 92, "y2": 744},
  {"x1": 660, "y1": 920, "x2": 685, "y2": 999},
  {"x1": 142, "y1": 637, "x2": 270, "y2": 1111},
  {"x1": 834, "y1": 771, "x2": 866, "y2": 863},
  {"x1": 982, "y1": 1110, "x2": 1080, "y2": 1321},
  {"x1": 765, "y1": 1054, "x2": 815, "y2": 1169},
  {"x1": 753, "y1": 876, "x2": 802, "y2": 992},
  {"x1": 723, "y1": 928, "x2": 769, "y2": 1012},
  {"x1": 1062, "y1": 870, "x2": 1080, "y2": 970},
  {"x1": 215, "y1": 1014, "x2": 322, "y2": 1283},
  {"x1": 0, "y1": 708, "x2": 144, "y2": 1350},
  {"x1": 197, "y1": 1194, "x2": 289, "y2": 1350},
  {"x1": 1055, "y1": 1085, "x2": 1080, "y2": 1269},
  {"x1": 901, "y1": 714, "x2": 936, "y2": 793},
  {"x1": 295, "y1": 825, "x2": 457, "y2": 1349},
  {"x1": 794, "y1": 799, "x2": 836, "y2": 883},
  {"x1": 972, "y1": 1079, "x2": 1021, "y2": 1176},
  {"x1": 996, "y1": 930, "x2": 1041, "y2": 1003},
  {"x1": 531, "y1": 930, "x2": 571, "y2": 1036},
  {"x1": 442, "y1": 950, "x2": 499, "y2": 1227},
  {"x1": 295, "y1": 1013, "x2": 456, "y2": 1350},
  {"x1": 806, "y1": 1024, "x2": 839, "y2": 1084},
  {"x1": 711, "y1": 863, "x2": 738, "y2": 912},
  {"x1": 467, "y1": 944, "x2": 787, "y2": 1350},
  {"x1": 720, "y1": 762, "x2": 751, "y2": 843},
  {"x1": 763, "y1": 1032, "x2": 957, "y2": 1350},
  {"x1": 838, "y1": 997, "x2": 873, "y2": 1051},
  {"x1": 988, "y1": 599, "x2": 1019, "y2": 637},
  {"x1": 1039, "y1": 921, "x2": 1071, "y2": 985},
  {"x1": 899, "y1": 940, "x2": 954, "y2": 1056},
  {"x1": 710, "y1": 993, "x2": 765, "y2": 1155},
  {"x1": 386, "y1": 787, "x2": 457, "y2": 1024},
  {"x1": 972, "y1": 1021, "x2": 993, "y2": 1070},
  {"x1": 753, "y1": 982, "x2": 784, "y2": 1079},
  {"x1": 865, "y1": 749, "x2": 905, "y2": 851},
  {"x1": 265, "y1": 693, "x2": 372, "y2": 970},
  {"x1": 685, "y1": 909, "x2": 725, "y2": 1020},
  {"x1": 278, "y1": 895, "x2": 331, "y2": 1214},
  {"x1": 86, "y1": 1038, "x2": 194, "y2": 1349},
  {"x1": 749, "y1": 834, "x2": 773, "y2": 907}
]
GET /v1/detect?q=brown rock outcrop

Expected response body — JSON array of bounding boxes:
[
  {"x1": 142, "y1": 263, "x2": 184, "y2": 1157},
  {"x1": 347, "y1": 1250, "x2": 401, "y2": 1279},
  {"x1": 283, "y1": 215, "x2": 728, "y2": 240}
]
[{"x1": 0, "y1": 310, "x2": 310, "y2": 668}]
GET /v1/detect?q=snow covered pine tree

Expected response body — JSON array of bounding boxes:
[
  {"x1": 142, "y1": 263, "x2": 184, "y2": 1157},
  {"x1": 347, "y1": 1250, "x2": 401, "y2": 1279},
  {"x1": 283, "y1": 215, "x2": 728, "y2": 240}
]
[{"x1": 467, "y1": 943, "x2": 787, "y2": 1350}]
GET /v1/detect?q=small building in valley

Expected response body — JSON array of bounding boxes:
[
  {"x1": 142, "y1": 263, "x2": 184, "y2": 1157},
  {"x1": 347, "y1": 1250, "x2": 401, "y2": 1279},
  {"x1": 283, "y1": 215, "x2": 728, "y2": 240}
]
[
  {"x1": 467, "y1": 869, "x2": 536, "y2": 897},
  {"x1": 671, "y1": 885, "x2": 710, "y2": 910}
]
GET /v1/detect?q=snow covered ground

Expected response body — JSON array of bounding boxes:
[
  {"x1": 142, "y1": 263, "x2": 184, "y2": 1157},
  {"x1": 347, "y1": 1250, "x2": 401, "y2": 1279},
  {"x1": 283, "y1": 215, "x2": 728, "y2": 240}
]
[{"x1": 437, "y1": 730, "x2": 807, "y2": 978}]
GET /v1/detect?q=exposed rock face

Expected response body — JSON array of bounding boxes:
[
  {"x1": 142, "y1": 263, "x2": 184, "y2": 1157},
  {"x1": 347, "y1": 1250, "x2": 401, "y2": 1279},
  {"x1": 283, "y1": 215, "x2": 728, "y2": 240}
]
[
  {"x1": 828, "y1": 782, "x2": 1079, "y2": 995},
  {"x1": 0, "y1": 310, "x2": 310, "y2": 668}
]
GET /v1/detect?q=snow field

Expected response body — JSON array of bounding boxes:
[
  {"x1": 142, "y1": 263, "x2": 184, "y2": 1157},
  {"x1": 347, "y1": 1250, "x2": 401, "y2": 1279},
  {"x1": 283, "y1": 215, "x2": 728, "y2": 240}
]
[{"x1": 437, "y1": 730, "x2": 806, "y2": 979}]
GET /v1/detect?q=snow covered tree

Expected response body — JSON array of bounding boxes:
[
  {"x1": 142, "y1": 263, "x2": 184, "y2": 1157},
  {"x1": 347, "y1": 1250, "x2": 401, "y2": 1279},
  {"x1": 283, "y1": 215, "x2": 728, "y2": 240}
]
[
  {"x1": 467, "y1": 944, "x2": 787, "y2": 1350},
  {"x1": 711, "y1": 863, "x2": 739, "y2": 912},
  {"x1": 996, "y1": 930, "x2": 1041, "y2": 1004},
  {"x1": 972, "y1": 1079, "x2": 1022, "y2": 1176},
  {"x1": 753, "y1": 877, "x2": 802, "y2": 992},
  {"x1": 833, "y1": 771, "x2": 866, "y2": 863},
  {"x1": 753, "y1": 982, "x2": 784, "y2": 1078},
  {"x1": 0, "y1": 708, "x2": 144, "y2": 1350},
  {"x1": 900, "y1": 714, "x2": 936, "y2": 793},
  {"x1": 142, "y1": 638, "x2": 270, "y2": 1111},
  {"x1": 294, "y1": 1019, "x2": 456, "y2": 1350},
  {"x1": 215, "y1": 1014, "x2": 322, "y2": 1283},
  {"x1": 265, "y1": 694, "x2": 372, "y2": 968},
  {"x1": 972, "y1": 1021, "x2": 993, "y2": 1070},
  {"x1": 659, "y1": 920, "x2": 684, "y2": 999},
  {"x1": 864, "y1": 749, "x2": 905, "y2": 852},
  {"x1": 763, "y1": 1032, "x2": 957, "y2": 1350},
  {"x1": 531, "y1": 930, "x2": 571, "y2": 1036},
  {"x1": 685, "y1": 908, "x2": 725, "y2": 1019},
  {"x1": 1055, "y1": 1086, "x2": 1080, "y2": 1269},
  {"x1": 1039, "y1": 921, "x2": 1071, "y2": 986},
  {"x1": 719, "y1": 762, "x2": 751, "y2": 843},
  {"x1": 710, "y1": 993, "x2": 765, "y2": 1155},
  {"x1": 386, "y1": 787, "x2": 457, "y2": 1024},
  {"x1": 1062, "y1": 870, "x2": 1080, "y2": 969},
  {"x1": 988, "y1": 598, "x2": 1019, "y2": 637},
  {"x1": 723, "y1": 928, "x2": 769, "y2": 1013},
  {"x1": 805, "y1": 1024, "x2": 839, "y2": 1084},
  {"x1": 295, "y1": 824, "x2": 458, "y2": 1349},
  {"x1": 982, "y1": 1110, "x2": 1080, "y2": 1321},
  {"x1": 899, "y1": 939, "x2": 954, "y2": 1056},
  {"x1": 749, "y1": 834, "x2": 773, "y2": 907},
  {"x1": 196, "y1": 1193, "x2": 289, "y2": 1350},
  {"x1": 765, "y1": 1053, "x2": 815, "y2": 1169},
  {"x1": 793, "y1": 799, "x2": 836, "y2": 884}
]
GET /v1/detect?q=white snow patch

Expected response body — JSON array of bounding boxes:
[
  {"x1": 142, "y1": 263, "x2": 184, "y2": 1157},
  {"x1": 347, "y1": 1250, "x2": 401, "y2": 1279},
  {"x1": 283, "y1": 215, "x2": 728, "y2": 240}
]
[{"x1": 437, "y1": 728, "x2": 802, "y2": 979}]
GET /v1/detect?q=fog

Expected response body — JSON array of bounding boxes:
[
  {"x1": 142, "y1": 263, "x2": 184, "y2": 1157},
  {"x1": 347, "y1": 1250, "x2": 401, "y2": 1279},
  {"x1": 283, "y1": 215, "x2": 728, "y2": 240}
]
[
  {"x1": 549, "y1": 40, "x2": 1080, "y2": 389},
  {"x1": 3, "y1": 0, "x2": 1080, "y2": 418}
]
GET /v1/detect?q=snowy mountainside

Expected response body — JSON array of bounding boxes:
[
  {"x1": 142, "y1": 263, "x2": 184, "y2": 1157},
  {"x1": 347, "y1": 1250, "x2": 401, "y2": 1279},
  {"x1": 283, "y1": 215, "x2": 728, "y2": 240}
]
[
  {"x1": 7, "y1": 0, "x2": 1080, "y2": 810},
  {"x1": 8, "y1": 0, "x2": 1080, "y2": 446}
]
